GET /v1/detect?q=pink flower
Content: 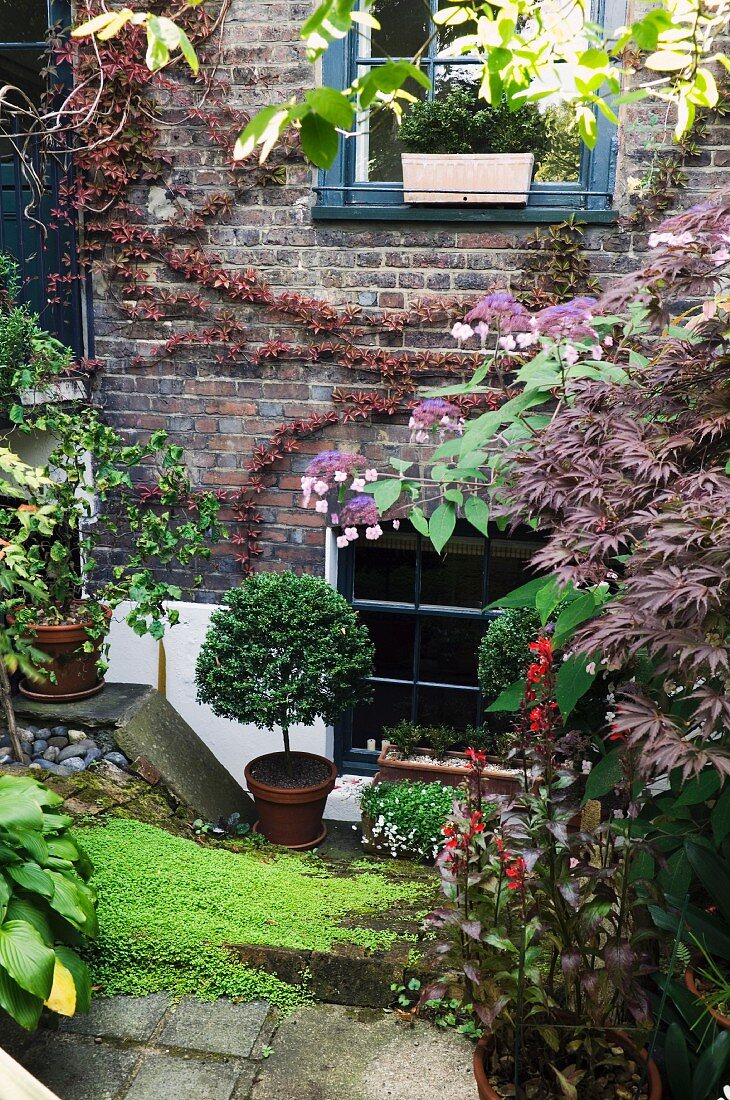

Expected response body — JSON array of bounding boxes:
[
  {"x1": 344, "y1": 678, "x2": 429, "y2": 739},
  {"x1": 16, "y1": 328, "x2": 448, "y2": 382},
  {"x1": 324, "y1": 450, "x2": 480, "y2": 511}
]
[
  {"x1": 365, "y1": 468, "x2": 378, "y2": 482},
  {"x1": 499, "y1": 335, "x2": 516, "y2": 352},
  {"x1": 315, "y1": 499, "x2": 329, "y2": 514},
  {"x1": 313, "y1": 480, "x2": 329, "y2": 496},
  {"x1": 451, "y1": 322, "x2": 474, "y2": 342},
  {"x1": 330, "y1": 513, "x2": 339, "y2": 525},
  {"x1": 344, "y1": 526, "x2": 358, "y2": 541},
  {"x1": 392, "y1": 519, "x2": 400, "y2": 530},
  {"x1": 351, "y1": 478, "x2": 366, "y2": 491},
  {"x1": 334, "y1": 470, "x2": 347, "y2": 483},
  {"x1": 563, "y1": 344, "x2": 579, "y2": 366},
  {"x1": 336, "y1": 534, "x2": 349, "y2": 548},
  {"x1": 516, "y1": 331, "x2": 537, "y2": 349},
  {"x1": 365, "y1": 524, "x2": 383, "y2": 540}
]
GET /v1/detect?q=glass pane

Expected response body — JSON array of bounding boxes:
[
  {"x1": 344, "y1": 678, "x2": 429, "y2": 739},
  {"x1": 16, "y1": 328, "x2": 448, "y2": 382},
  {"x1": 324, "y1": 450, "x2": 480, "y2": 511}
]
[
  {"x1": 359, "y1": 611, "x2": 416, "y2": 679},
  {"x1": 419, "y1": 617, "x2": 484, "y2": 686},
  {"x1": 0, "y1": 1, "x2": 48, "y2": 42},
  {"x1": 487, "y1": 539, "x2": 540, "y2": 603},
  {"x1": 361, "y1": 0, "x2": 429, "y2": 58},
  {"x1": 420, "y1": 535, "x2": 484, "y2": 609},
  {"x1": 353, "y1": 529, "x2": 417, "y2": 603},
  {"x1": 351, "y1": 681, "x2": 413, "y2": 748},
  {"x1": 533, "y1": 104, "x2": 582, "y2": 183},
  {"x1": 417, "y1": 685, "x2": 479, "y2": 730},
  {"x1": 0, "y1": 47, "x2": 46, "y2": 104},
  {"x1": 355, "y1": 69, "x2": 425, "y2": 183}
]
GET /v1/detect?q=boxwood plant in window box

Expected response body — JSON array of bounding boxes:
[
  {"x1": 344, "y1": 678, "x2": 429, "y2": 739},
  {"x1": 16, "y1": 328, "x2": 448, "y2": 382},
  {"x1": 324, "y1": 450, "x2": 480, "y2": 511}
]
[
  {"x1": 195, "y1": 572, "x2": 374, "y2": 850},
  {"x1": 0, "y1": 404, "x2": 223, "y2": 723},
  {"x1": 399, "y1": 88, "x2": 549, "y2": 206}
]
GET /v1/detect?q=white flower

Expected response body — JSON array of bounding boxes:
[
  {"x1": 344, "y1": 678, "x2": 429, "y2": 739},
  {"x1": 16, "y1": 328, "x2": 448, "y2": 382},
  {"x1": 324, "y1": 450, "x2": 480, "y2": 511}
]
[
  {"x1": 365, "y1": 524, "x2": 383, "y2": 540},
  {"x1": 351, "y1": 478, "x2": 366, "y2": 491},
  {"x1": 392, "y1": 519, "x2": 400, "y2": 530},
  {"x1": 315, "y1": 499, "x2": 328, "y2": 514},
  {"x1": 344, "y1": 526, "x2": 358, "y2": 541},
  {"x1": 313, "y1": 479, "x2": 329, "y2": 496},
  {"x1": 498, "y1": 334, "x2": 516, "y2": 352},
  {"x1": 590, "y1": 345, "x2": 603, "y2": 361},
  {"x1": 613, "y1": 809, "x2": 624, "y2": 819},
  {"x1": 336, "y1": 534, "x2": 349, "y2": 548},
  {"x1": 451, "y1": 321, "x2": 474, "y2": 342},
  {"x1": 581, "y1": 760, "x2": 593, "y2": 774},
  {"x1": 365, "y1": 468, "x2": 378, "y2": 482},
  {"x1": 585, "y1": 661, "x2": 596, "y2": 676},
  {"x1": 516, "y1": 331, "x2": 537, "y2": 349},
  {"x1": 474, "y1": 321, "x2": 489, "y2": 343},
  {"x1": 603, "y1": 335, "x2": 614, "y2": 347},
  {"x1": 563, "y1": 343, "x2": 579, "y2": 366},
  {"x1": 334, "y1": 470, "x2": 347, "y2": 482}
]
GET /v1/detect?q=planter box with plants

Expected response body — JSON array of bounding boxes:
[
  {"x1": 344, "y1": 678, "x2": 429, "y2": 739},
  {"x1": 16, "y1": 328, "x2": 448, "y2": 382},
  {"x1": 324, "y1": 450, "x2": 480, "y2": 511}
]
[
  {"x1": 359, "y1": 779, "x2": 456, "y2": 862},
  {"x1": 195, "y1": 572, "x2": 374, "y2": 850},
  {"x1": 376, "y1": 727, "x2": 523, "y2": 797},
  {"x1": 0, "y1": 406, "x2": 223, "y2": 765},
  {"x1": 399, "y1": 88, "x2": 549, "y2": 206}
]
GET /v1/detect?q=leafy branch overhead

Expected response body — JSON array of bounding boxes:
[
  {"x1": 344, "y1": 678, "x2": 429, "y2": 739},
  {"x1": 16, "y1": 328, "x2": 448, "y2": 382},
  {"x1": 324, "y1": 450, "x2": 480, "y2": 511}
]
[{"x1": 74, "y1": 0, "x2": 730, "y2": 167}]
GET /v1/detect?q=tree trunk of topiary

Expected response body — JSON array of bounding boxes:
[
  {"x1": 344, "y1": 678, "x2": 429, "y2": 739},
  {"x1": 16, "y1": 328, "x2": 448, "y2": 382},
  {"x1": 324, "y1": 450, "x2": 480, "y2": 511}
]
[
  {"x1": 282, "y1": 725, "x2": 293, "y2": 778},
  {"x1": 0, "y1": 660, "x2": 24, "y2": 763}
]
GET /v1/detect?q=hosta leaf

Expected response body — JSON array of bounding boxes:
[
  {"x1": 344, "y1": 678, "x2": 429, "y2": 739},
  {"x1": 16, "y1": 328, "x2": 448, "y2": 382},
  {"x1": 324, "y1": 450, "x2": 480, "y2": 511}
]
[
  {"x1": 0, "y1": 920, "x2": 54, "y2": 999},
  {"x1": 54, "y1": 946, "x2": 91, "y2": 1015},
  {"x1": 5, "y1": 897, "x2": 52, "y2": 945},
  {"x1": 0, "y1": 791, "x2": 44, "y2": 833},
  {"x1": 44, "y1": 958, "x2": 77, "y2": 1017},
  {"x1": 7, "y1": 863, "x2": 54, "y2": 898},
  {"x1": 0, "y1": 966, "x2": 43, "y2": 1031}
]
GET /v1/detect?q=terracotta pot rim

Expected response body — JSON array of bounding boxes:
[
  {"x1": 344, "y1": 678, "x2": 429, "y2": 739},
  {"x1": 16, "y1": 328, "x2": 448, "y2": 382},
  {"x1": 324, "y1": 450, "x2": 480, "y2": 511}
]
[
  {"x1": 685, "y1": 966, "x2": 730, "y2": 1029},
  {"x1": 8, "y1": 600, "x2": 112, "y2": 636},
  {"x1": 244, "y1": 751, "x2": 338, "y2": 802},
  {"x1": 473, "y1": 1027, "x2": 662, "y2": 1100}
]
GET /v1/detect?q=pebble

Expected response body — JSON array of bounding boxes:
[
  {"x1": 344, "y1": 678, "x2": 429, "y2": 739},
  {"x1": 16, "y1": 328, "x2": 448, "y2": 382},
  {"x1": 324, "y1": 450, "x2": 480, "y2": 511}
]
[
  {"x1": 84, "y1": 746, "x2": 103, "y2": 766},
  {"x1": 21, "y1": 753, "x2": 31, "y2": 766},
  {"x1": 0, "y1": 754, "x2": 13, "y2": 766},
  {"x1": 42, "y1": 747, "x2": 60, "y2": 763},
  {"x1": 32, "y1": 740, "x2": 48, "y2": 756},
  {"x1": 104, "y1": 752, "x2": 129, "y2": 768},
  {"x1": 18, "y1": 729, "x2": 34, "y2": 744},
  {"x1": 29, "y1": 762, "x2": 42, "y2": 771},
  {"x1": 51, "y1": 725, "x2": 68, "y2": 737},
  {"x1": 36, "y1": 728, "x2": 51, "y2": 739},
  {"x1": 67, "y1": 729, "x2": 88, "y2": 744},
  {"x1": 47, "y1": 736, "x2": 69, "y2": 750},
  {"x1": 58, "y1": 757, "x2": 86, "y2": 774},
  {"x1": 58, "y1": 741, "x2": 96, "y2": 763},
  {"x1": 0, "y1": 735, "x2": 11, "y2": 750}
]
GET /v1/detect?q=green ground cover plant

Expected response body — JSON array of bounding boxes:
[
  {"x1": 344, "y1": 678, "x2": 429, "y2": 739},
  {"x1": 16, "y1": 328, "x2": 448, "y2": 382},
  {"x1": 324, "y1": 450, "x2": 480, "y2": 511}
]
[
  {"x1": 360, "y1": 780, "x2": 455, "y2": 861},
  {"x1": 75, "y1": 819, "x2": 432, "y2": 1008}
]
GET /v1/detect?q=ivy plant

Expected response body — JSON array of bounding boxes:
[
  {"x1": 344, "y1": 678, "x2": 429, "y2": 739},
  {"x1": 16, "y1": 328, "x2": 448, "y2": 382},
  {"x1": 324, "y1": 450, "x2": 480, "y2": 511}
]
[{"x1": 0, "y1": 775, "x2": 97, "y2": 1031}]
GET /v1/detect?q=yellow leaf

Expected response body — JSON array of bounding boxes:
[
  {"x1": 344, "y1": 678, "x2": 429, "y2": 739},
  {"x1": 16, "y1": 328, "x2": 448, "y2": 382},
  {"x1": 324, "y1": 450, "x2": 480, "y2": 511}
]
[
  {"x1": 44, "y1": 960, "x2": 77, "y2": 1017},
  {"x1": 71, "y1": 9, "x2": 135, "y2": 41}
]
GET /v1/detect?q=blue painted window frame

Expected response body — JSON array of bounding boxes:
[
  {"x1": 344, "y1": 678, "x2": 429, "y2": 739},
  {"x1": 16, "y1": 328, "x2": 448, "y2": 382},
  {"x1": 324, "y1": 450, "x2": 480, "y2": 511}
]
[{"x1": 317, "y1": 0, "x2": 624, "y2": 214}]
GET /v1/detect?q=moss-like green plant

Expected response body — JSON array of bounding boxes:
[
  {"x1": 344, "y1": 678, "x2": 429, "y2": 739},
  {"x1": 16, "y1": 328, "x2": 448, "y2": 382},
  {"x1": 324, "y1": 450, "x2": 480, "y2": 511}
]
[
  {"x1": 195, "y1": 572, "x2": 374, "y2": 773},
  {"x1": 478, "y1": 609, "x2": 541, "y2": 706},
  {"x1": 76, "y1": 819, "x2": 432, "y2": 1006}
]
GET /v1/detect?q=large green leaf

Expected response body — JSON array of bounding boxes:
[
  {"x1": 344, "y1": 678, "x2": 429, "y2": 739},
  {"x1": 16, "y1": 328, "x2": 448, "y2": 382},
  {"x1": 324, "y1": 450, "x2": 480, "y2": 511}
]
[
  {"x1": 555, "y1": 654, "x2": 596, "y2": 719},
  {"x1": 464, "y1": 495, "x2": 489, "y2": 537},
  {"x1": 370, "y1": 478, "x2": 402, "y2": 513},
  {"x1": 686, "y1": 841, "x2": 730, "y2": 925},
  {"x1": 0, "y1": 920, "x2": 54, "y2": 999},
  {"x1": 0, "y1": 965, "x2": 42, "y2": 1031},
  {"x1": 583, "y1": 748, "x2": 622, "y2": 802},
  {"x1": 551, "y1": 592, "x2": 598, "y2": 648},
  {"x1": 429, "y1": 502, "x2": 456, "y2": 554},
  {"x1": 47, "y1": 872, "x2": 97, "y2": 935},
  {"x1": 692, "y1": 1031, "x2": 730, "y2": 1100},
  {"x1": 663, "y1": 1023, "x2": 692, "y2": 1100},
  {"x1": 485, "y1": 576, "x2": 555, "y2": 611},
  {"x1": 7, "y1": 863, "x2": 54, "y2": 898},
  {"x1": 711, "y1": 782, "x2": 730, "y2": 846},
  {"x1": 485, "y1": 678, "x2": 525, "y2": 713},
  {"x1": 674, "y1": 770, "x2": 721, "y2": 809},
  {"x1": 6, "y1": 827, "x2": 48, "y2": 865},
  {"x1": 300, "y1": 112, "x2": 339, "y2": 168},
  {"x1": 0, "y1": 791, "x2": 43, "y2": 833},
  {"x1": 659, "y1": 849, "x2": 693, "y2": 899}
]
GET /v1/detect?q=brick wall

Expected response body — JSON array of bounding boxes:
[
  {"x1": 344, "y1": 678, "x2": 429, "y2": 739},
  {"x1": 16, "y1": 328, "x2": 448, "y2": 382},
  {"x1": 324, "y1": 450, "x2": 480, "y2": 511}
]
[{"x1": 91, "y1": 0, "x2": 730, "y2": 598}]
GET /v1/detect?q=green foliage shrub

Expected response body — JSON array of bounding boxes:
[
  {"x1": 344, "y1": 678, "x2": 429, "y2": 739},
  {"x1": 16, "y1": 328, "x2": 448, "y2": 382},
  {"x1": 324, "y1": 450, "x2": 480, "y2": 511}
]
[
  {"x1": 195, "y1": 572, "x2": 374, "y2": 765},
  {"x1": 478, "y1": 609, "x2": 541, "y2": 705},
  {"x1": 399, "y1": 88, "x2": 549, "y2": 161},
  {"x1": 360, "y1": 780, "x2": 455, "y2": 860},
  {"x1": 0, "y1": 775, "x2": 97, "y2": 1030}
]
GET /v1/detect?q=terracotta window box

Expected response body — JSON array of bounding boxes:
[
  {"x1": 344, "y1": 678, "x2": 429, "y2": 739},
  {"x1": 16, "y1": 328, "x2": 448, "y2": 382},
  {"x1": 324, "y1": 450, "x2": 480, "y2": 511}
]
[
  {"x1": 401, "y1": 152, "x2": 535, "y2": 206},
  {"x1": 376, "y1": 743, "x2": 523, "y2": 797}
]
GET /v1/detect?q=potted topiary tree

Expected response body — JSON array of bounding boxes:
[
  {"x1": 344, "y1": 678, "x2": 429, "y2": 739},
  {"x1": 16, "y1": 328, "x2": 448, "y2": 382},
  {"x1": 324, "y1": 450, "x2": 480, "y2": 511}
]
[
  {"x1": 195, "y1": 572, "x2": 374, "y2": 850},
  {"x1": 399, "y1": 87, "x2": 549, "y2": 205}
]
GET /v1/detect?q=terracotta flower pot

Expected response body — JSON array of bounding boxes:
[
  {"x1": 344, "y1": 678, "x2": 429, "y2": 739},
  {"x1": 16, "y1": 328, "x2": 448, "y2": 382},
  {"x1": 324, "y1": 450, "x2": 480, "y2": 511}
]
[
  {"x1": 376, "y1": 743, "x2": 523, "y2": 797},
  {"x1": 472, "y1": 1028, "x2": 662, "y2": 1100},
  {"x1": 12, "y1": 602, "x2": 111, "y2": 703},
  {"x1": 244, "y1": 751, "x2": 337, "y2": 851},
  {"x1": 685, "y1": 966, "x2": 730, "y2": 1029}
]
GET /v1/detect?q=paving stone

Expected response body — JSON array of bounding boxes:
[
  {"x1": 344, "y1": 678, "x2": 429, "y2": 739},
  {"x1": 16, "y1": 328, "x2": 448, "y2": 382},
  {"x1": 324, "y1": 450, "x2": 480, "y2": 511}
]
[
  {"x1": 20, "y1": 1035, "x2": 138, "y2": 1100},
  {"x1": 250, "y1": 1004, "x2": 476, "y2": 1100},
  {"x1": 159, "y1": 997, "x2": 269, "y2": 1058},
  {"x1": 59, "y1": 993, "x2": 170, "y2": 1041},
  {"x1": 124, "y1": 1052, "x2": 243, "y2": 1100}
]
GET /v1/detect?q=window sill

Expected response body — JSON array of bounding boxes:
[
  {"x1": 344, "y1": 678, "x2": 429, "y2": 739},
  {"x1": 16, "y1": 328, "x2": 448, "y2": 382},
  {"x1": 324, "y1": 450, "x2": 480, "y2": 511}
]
[{"x1": 312, "y1": 205, "x2": 618, "y2": 225}]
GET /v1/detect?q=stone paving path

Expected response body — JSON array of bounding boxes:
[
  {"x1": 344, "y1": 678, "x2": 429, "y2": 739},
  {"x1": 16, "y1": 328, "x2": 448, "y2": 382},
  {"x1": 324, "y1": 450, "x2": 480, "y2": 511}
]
[{"x1": 1, "y1": 995, "x2": 477, "y2": 1100}]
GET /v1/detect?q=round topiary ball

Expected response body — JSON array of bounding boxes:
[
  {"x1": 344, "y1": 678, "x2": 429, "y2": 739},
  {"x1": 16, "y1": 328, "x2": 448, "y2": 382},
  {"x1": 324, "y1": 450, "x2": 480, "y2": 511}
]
[
  {"x1": 195, "y1": 572, "x2": 374, "y2": 750},
  {"x1": 478, "y1": 609, "x2": 541, "y2": 705}
]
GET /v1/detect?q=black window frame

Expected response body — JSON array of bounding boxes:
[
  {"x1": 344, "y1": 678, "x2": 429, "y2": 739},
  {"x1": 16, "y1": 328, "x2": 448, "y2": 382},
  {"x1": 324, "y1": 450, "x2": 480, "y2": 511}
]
[{"x1": 334, "y1": 521, "x2": 542, "y2": 774}]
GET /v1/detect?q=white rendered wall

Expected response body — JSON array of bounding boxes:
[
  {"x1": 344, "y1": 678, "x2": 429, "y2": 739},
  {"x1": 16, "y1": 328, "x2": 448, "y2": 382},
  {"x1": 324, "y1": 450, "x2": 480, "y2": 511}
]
[{"x1": 105, "y1": 531, "x2": 339, "y2": 783}]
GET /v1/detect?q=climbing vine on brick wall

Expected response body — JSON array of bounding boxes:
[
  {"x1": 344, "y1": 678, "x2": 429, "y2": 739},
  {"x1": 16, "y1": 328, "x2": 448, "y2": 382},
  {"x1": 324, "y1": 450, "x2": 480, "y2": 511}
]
[{"x1": 10, "y1": 0, "x2": 714, "y2": 573}]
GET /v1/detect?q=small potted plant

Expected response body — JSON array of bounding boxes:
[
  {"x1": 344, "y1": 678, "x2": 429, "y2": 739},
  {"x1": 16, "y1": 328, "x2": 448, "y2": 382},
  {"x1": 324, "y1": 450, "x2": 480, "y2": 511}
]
[
  {"x1": 359, "y1": 779, "x2": 456, "y2": 862},
  {"x1": 195, "y1": 571, "x2": 374, "y2": 850},
  {"x1": 377, "y1": 720, "x2": 522, "y2": 796},
  {"x1": 399, "y1": 87, "x2": 549, "y2": 206},
  {"x1": 1, "y1": 403, "x2": 223, "y2": 710}
]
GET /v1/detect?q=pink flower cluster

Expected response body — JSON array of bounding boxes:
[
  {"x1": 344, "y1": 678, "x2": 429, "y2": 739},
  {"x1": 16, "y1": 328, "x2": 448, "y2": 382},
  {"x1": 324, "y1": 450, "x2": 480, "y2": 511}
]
[
  {"x1": 301, "y1": 450, "x2": 385, "y2": 546},
  {"x1": 451, "y1": 291, "x2": 606, "y2": 362},
  {"x1": 408, "y1": 398, "x2": 464, "y2": 444}
]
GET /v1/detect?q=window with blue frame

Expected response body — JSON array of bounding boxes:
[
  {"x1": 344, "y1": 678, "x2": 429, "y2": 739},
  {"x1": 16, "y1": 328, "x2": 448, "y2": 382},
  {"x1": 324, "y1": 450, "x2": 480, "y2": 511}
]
[
  {"x1": 0, "y1": 0, "x2": 85, "y2": 353},
  {"x1": 317, "y1": 0, "x2": 623, "y2": 215},
  {"x1": 334, "y1": 522, "x2": 542, "y2": 774}
]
